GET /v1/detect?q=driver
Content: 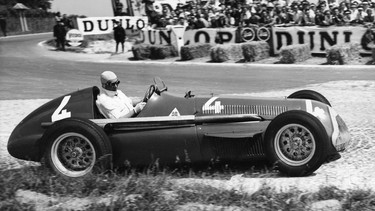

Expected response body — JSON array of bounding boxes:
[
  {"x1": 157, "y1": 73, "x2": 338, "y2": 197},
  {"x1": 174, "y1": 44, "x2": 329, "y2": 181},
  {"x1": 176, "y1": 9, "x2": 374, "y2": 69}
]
[{"x1": 96, "y1": 71, "x2": 146, "y2": 119}]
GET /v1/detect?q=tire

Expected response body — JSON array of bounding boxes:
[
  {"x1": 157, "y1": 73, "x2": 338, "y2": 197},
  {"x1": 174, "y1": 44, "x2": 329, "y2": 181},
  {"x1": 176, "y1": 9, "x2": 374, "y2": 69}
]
[
  {"x1": 288, "y1": 90, "x2": 331, "y2": 106},
  {"x1": 264, "y1": 110, "x2": 329, "y2": 177},
  {"x1": 41, "y1": 117, "x2": 112, "y2": 178}
]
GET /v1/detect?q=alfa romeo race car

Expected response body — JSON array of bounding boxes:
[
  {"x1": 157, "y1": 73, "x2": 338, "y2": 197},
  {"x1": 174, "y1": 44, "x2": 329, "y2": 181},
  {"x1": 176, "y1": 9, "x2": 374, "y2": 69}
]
[{"x1": 8, "y1": 78, "x2": 350, "y2": 178}]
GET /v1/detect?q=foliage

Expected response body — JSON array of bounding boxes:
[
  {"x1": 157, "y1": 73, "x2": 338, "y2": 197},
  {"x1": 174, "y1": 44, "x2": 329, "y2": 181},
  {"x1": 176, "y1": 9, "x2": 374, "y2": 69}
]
[
  {"x1": 0, "y1": 0, "x2": 51, "y2": 10},
  {"x1": 1, "y1": 166, "x2": 375, "y2": 210}
]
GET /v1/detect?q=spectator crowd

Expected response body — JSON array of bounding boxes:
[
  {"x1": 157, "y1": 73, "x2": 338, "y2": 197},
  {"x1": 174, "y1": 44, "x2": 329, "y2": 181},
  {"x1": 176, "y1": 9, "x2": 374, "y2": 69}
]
[{"x1": 144, "y1": 0, "x2": 375, "y2": 29}]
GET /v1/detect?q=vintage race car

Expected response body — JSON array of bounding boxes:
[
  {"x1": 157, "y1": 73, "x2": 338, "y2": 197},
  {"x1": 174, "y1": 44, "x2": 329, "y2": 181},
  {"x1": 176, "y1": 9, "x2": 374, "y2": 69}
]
[{"x1": 8, "y1": 78, "x2": 350, "y2": 178}]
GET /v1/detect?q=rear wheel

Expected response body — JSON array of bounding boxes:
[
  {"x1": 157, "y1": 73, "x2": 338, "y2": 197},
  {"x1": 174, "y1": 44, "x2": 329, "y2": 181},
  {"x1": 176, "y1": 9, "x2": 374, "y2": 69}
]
[
  {"x1": 264, "y1": 110, "x2": 329, "y2": 176},
  {"x1": 288, "y1": 90, "x2": 331, "y2": 106},
  {"x1": 42, "y1": 118, "x2": 112, "y2": 178}
]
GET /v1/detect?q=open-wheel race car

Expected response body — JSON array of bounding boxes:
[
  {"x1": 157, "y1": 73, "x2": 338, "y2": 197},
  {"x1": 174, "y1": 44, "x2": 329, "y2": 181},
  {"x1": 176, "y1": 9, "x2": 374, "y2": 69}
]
[{"x1": 8, "y1": 78, "x2": 350, "y2": 178}]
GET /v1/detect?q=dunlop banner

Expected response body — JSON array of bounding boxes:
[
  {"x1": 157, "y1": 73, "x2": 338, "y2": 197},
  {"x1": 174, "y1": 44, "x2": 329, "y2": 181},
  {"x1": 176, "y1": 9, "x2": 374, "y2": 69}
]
[
  {"x1": 77, "y1": 16, "x2": 148, "y2": 35},
  {"x1": 140, "y1": 28, "x2": 237, "y2": 45},
  {"x1": 272, "y1": 26, "x2": 373, "y2": 54}
]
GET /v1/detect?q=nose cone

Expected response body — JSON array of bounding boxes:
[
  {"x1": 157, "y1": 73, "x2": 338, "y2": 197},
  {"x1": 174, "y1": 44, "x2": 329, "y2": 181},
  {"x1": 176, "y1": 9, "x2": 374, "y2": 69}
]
[
  {"x1": 7, "y1": 124, "x2": 24, "y2": 159},
  {"x1": 7, "y1": 120, "x2": 43, "y2": 161}
]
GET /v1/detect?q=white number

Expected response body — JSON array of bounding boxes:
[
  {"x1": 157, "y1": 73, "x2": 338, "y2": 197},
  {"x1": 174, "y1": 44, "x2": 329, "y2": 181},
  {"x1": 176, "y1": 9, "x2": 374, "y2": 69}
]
[
  {"x1": 51, "y1": 95, "x2": 72, "y2": 122},
  {"x1": 202, "y1": 97, "x2": 224, "y2": 114}
]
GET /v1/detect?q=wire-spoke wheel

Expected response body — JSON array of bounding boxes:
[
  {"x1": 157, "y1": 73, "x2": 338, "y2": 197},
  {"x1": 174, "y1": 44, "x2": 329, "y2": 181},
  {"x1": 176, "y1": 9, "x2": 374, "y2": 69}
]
[
  {"x1": 265, "y1": 110, "x2": 329, "y2": 177},
  {"x1": 274, "y1": 124, "x2": 316, "y2": 166},
  {"x1": 51, "y1": 132, "x2": 96, "y2": 177},
  {"x1": 42, "y1": 118, "x2": 112, "y2": 178}
]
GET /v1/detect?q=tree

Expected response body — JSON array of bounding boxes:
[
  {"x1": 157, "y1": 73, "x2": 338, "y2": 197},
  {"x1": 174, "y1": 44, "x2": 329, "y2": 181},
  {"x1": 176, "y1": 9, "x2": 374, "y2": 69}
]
[{"x1": 0, "y1": 0, "x2": 52, "y2": 11}]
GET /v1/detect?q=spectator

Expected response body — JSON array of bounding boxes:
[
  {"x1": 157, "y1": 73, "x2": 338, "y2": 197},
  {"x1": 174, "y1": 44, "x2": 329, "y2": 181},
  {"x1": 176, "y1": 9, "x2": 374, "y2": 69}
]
[
  {"x1": 322, "y1": 10, "x2": 334, "y2": 26},
  {"x1": 248, "y1": 8, "x2": 261, "y2": 25},
  {"x1": 197, "y1": 13, "x2": 210, "y2": 28},
  {"x1": 284, "y1": 6, "x2": 295, "y2": 23},
  {"x1": 209, "y1": 13, "x2": 219, "y2": 27},
  {"x1": 361, "y1": 28, "x2": 375, "y2": 49},
  {"x1": 162, "y1": 5, "x2": 172, "y2": 19},
  {"x1": 0, "y1": 14, "x2": 7, "y2": 37},
  {"x1": 343, "y1": 10, "x2": 352, "y2": 25},
  {"x1": 314, "y1": 5, "x2": 326, "y2": 25},
  {"x1": 242, "y1": 6, "x2": 252, "y2": 25},
  {"x1": 353, "y1": 6, "x2": 366, "y2": 24},
  {"x1": 362, "y1": 0, "x2": 370, "y2": 12},
  {"x1": 332, "y1": 7, "x2": 344, "y2": 25},
  {"x1": 217, "y1": 13, "x2": 228, "y2": 27},
  {"x1": 301, "y1": 7, "x2": 315, "y2": 25},
  {"x1": 54, "y1": 12, "x2": 62, "y2": 23},
  {"x1": 144, "y1": 0, "x2": 375, "y2": 29},
  {"x1": 113, "y1": 21, "x2": 126, "y2": 53},
  {"x1": 61, "y1": 14, "x2": 73, "y2": 29},
  {"x1": 306, "y1": 3, "x2": 316, "y2": 20},
  {"x1": 53, "y1": 21, "x2": 67, "y2": 51},
  {"x1": 259, "y1": 10, "x2": 273, "y2": 25},
  {"x1": 143, "y1": 0, "x2": 155, "y2": 21},
  {"x1": 177, "y1": 17, "x2": 188, "y2": 27},
  {"x1": 291, "y1": 4, "x2": 303, "y2": 25},
  {"x1": 225, "y1": 9, "x2": 236, "y2": 26},
  {"x1": 266, "y1": 3, "x2": 276, "y2": 17},
  {"x1": 232, "y1": 7, "x2": 242, "y2": 26},
  {"x1": 350, "y1": 2, "x2": 359, "y2": 21},
  {"x1": 338, "y1": 2, "x2": 347, "y2": 14},
  {"x1": 274, "y1": 6, "x2": 289, "y2": 24},
  {"x1": 364, "y1": 8, "x2": 375, "y2": 23}
]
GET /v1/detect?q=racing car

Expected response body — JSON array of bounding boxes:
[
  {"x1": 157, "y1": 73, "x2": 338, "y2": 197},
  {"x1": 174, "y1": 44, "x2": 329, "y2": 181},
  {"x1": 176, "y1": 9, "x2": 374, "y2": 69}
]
[{"x1": 8, "y1": 78, "x2": 350, "y2": 178}]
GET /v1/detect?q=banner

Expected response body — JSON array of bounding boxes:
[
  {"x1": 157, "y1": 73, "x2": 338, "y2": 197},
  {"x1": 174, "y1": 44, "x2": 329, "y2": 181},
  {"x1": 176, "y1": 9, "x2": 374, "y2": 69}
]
[
  {"x1": 272, "y1": 26, "x2": 373, "y2": 54},
  {"x1": 77, "y1": 16, "x2": 148, "y2": 35},
  {"x1": 140, "y1": 28, "x2": 237, "y2": 45},
  {"x1": 184, "y1": 28, "x2": 237, "y2": 45}
]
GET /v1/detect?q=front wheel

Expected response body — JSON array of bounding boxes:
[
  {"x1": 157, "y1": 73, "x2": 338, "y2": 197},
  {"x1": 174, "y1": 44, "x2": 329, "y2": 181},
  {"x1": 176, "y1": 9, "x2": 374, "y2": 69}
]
[
  {"x1": 264, "y1": 110, "x2": 329, "y2": 177},
  {"x1": 41, "y1": 118, "x2": 112, "y2": 178}
]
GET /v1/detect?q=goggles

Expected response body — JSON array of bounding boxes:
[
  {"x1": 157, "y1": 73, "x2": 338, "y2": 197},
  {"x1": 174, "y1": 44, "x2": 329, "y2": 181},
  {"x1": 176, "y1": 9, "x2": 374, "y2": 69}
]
[{"x1": 103, "y1": 80, "x2": 120, "y2": 91}]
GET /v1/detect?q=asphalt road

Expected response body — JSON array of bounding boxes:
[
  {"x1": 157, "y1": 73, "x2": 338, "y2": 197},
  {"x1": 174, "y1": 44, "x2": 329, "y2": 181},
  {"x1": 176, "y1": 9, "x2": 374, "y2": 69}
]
[{"x1": 0, "y1": 33, "x2": 374, "y2": 100}]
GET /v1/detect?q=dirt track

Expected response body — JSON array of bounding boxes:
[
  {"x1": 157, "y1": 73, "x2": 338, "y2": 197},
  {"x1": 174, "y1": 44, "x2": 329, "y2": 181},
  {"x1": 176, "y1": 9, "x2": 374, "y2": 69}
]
[{"x1": 1, "y1": 80, "x2": 374, "y2": 193}]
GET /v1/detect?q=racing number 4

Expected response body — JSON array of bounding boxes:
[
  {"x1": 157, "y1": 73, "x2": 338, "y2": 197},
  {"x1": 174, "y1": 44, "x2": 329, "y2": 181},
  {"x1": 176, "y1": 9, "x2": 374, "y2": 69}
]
[{"x1": 52, "y1": 95, "x2": 72, "y2": 122}]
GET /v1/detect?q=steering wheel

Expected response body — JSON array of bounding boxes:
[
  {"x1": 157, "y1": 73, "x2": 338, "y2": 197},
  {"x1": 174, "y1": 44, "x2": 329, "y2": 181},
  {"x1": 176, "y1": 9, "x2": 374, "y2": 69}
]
[{"x1": 143, "y1": 84, "x2": 156, "y2": 102}]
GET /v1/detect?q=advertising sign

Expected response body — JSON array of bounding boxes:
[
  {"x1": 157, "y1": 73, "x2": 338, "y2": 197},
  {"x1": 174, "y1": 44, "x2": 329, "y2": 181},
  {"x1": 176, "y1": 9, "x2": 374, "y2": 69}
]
[
  {"x1": 257, "y1": 27, "x2": 271, "y2": 41},
  {"x1": 66, "y1": 29, "x2": 84, "y2": 47},
  {"x1": 272, "y1": 26, "x2": 372, "y2": 54},
  {"x1": 241, "y1": 28, "x2": 255, "y2": 42},
  {"x1": 140, "y1": 28, "x2": 237, "y2": 46},
  {"x1": 77, "y1": 16, "x2": 149, "y2": 35}
]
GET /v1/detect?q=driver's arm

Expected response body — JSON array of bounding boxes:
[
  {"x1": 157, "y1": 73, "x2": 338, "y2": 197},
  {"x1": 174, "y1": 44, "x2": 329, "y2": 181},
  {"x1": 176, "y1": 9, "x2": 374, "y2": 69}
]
[
  {"x1": 132, "y1": 98, "x2": 143, "y2": 106},
  {"x1": 107, "y1": 103, "x2": 144, "y2": 118}
]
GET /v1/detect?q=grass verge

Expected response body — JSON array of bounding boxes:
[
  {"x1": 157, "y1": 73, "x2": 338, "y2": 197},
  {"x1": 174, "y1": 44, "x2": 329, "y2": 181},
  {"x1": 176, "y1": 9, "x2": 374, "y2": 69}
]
[{"x1": 1, "y1": 166, "x2": 374, "y2": 210}]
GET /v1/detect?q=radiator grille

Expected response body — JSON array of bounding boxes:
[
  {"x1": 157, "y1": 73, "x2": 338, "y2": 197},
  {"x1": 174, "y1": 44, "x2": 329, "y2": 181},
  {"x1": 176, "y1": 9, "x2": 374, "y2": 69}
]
[{"x1": 203, "y1": 104, "x2": 288, "y2": 116}]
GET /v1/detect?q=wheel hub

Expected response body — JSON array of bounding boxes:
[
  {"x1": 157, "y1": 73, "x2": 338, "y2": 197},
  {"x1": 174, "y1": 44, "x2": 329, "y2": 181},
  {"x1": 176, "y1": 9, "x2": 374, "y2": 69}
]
[{"x1": 71, "y1": 147, "x2": 83, "y2": 158}]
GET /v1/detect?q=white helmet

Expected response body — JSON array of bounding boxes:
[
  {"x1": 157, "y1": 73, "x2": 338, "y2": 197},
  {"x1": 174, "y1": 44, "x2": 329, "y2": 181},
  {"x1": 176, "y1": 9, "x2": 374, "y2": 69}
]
[{"x1": 101, "y1": 71, "x2": 120, "y2": 91}]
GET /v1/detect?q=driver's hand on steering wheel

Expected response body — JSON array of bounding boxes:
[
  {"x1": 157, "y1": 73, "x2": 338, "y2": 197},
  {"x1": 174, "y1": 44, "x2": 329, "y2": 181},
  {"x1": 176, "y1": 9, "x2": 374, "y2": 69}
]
[{"x1": 134, "y1": 102, "x2": 146, "y2": 114}]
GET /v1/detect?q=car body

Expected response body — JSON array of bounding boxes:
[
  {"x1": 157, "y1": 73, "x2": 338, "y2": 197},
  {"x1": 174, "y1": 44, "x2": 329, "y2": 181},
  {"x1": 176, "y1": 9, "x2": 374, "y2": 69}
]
[{"x1": 8, "y1": 79, "x2": 351, "y2": 178}]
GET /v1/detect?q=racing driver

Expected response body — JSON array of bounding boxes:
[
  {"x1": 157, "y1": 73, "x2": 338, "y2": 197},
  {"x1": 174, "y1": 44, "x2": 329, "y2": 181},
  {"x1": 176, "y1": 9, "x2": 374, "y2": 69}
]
[{"x1": 96, "y1": 71, "x2": 146, "y2": 118}]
